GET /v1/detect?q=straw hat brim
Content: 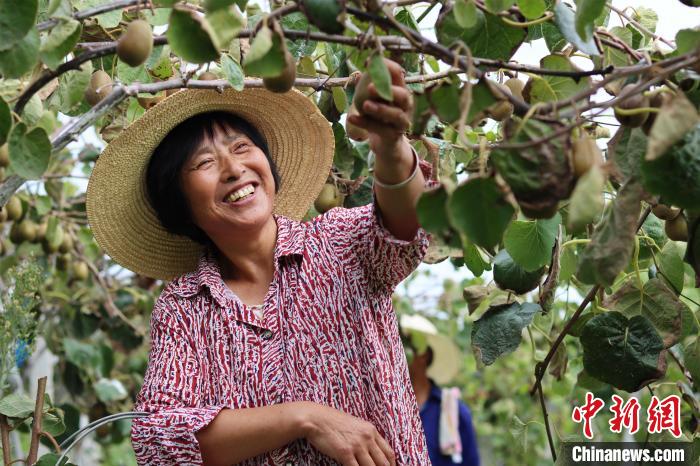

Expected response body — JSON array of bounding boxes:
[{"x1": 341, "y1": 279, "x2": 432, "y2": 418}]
[
  {"x1": 86, "y1": 88, "x2": 334, "y2": 281},
  {"x1": 400, "y1": 314, "x2": 463, "y2": 385}
]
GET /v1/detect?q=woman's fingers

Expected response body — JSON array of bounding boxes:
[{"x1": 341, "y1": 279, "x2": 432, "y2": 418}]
[
  {"x1": 367, "y1": 83, "x2": 413, "y2": 112},
  {"x1": 361, "y1": 100, "x2": 412, "y2": 130},
  {"x1": 367, "y1": 438, "x2": 393, "y2": 466},
  {"x1": 374, "y1": 434, "x2": 397, "y2": 466},
  {"x1": 347, "y1": 113, "x2": 405, "y2": 140},
  {"x1": 357, "y1": 450, "x2": 381, "y2": 466}
]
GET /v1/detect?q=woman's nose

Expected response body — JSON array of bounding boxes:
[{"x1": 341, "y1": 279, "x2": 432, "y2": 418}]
[{"x1": 218, "y1": 148, "x2": 245, "y2": 180}]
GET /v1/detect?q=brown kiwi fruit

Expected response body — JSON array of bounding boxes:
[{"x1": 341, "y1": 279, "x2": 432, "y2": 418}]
[
  {"x1": 6, "y1": 196, "x2": 23, "y2": 221},
  {"x1": 520, "y1": 203, "x2": 560, "y2": 220},
  {"x1": 116, "y1": 20, "x2": 153, "y2": 67},
  {"x1": 16, "y1": 219, "x2": 38, "y2": 243},
  {"x1": 504, "y1": 78, "x2": 525, "y2": 101},
  {"x1": 0, "y1": 205, "x2": 7, "y2": 223},
  {"x1": 652, "y1": 204, "x2": 681, "y2": 221},
  {"x1": 571, "y1": 133, "x2": 603, "y2": 177},
  {"x1": 614, "y1": 84, "x2": 650, "y2": 128},
  {"x1": 263, "y1": 51, "x2": 296, "y2": 93},
  {"x1": 85, "y1": 70, "x2": 113, "y2": 106},
  {"x1": 314, "y1": 183, "x2": 344, "y2": 213},
  {"x1": 59, "y1": 233, "x2": 74, "y2": 254},
  {"x1": 665, "y1": 214, "x2": 688, "y2": 241},
  {"x1": 642, "y1": 91, "x2": 671, "y2": 135},
  {"x1": 352, "y1": 72, "x2": 373, "y2": 116},
  {"x1": 346, "y1": 103, "x2": 368, "y2": 141},
  {"x1": 42, "y1": 237, "x2": 60, "y2": 254},
  {"x1": 56, "y1": 253, "x2": 71, "y2": 271},
  {"x1": 73, "y1": 261, "x2": 90, "y2": 280},
  {"x1": 486, "y1": 82, "x2": 514, "y2": 121},
  {"x1": 36, "y1": 221, "x2": 48, "y2": 241},
  {"x1": 0, "y1": 144, "x2": 9, "y2": 168},
  {"x1": 198, "y1": 71, "x2": 219, "y2": 81}
]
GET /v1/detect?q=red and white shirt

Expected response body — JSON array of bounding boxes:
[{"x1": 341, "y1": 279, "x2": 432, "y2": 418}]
[{"x1": 131, "y1": 160, "x2": 436, "y2": 465}]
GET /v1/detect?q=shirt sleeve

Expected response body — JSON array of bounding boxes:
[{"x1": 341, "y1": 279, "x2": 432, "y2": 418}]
[
  {"x1": 131, "y1": 294, "x2": 229, "y2": 465},
  {"x1": 459, "y1": 402, "x2": 480, "y2": 466},
  {"x1": 315, "y1": 150, "x2": 437, "y2": 293}
]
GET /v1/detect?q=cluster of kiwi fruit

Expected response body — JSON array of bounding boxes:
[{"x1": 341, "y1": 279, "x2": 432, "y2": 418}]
[
  {"x1": 652, "y1": 203, "x2": 689, "y2": 242},
  {"x1": 314, "y1": 182, "x2": 345, "y2": 213},
  {"x1": 613, "y1": 84, "x2": 672, "y2": 135},
  {"x1": 0, "y1": 195, "x2": 89, "y2": 280},
  {"x1": 0, "y1": 144, "x2": 9, "y2": 182}
]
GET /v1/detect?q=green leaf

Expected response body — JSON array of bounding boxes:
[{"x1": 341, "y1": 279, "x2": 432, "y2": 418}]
[
  {"x1": 0, "y1": 0, "x2": 38, "y2": 51},
  {"x1": 559, "y1": 245, "x2": 576, "y2": 282},
  {"x1": 0, "y1": 393, "x2": 35, "y2": 418},
  {"x1": 280, "y1": 12, "x2": 318, "y2": 59},
  {"x1": 485, "y1": 0, "x2": 515, "y2": 12},
  {"x1": 436, "y1": 5, "x2": 526, "y2": 60},
  {"x1": 331, "y1": 86, "x2": 347, "y2": 113},
  {"x1": 46, "y1": 216, "x2": 64, "y2": 251},
  {"x1": 658, "y1": 241, "x2": 685, "y2": 294},
  {"x1": 553, "y1": 1, "x2": 599, "y2": 56},
  {"x1": 204, "y1": 6, "x2": 244, "y2": 50},
  {"x1": 684, "y1": 337, "x2": 700, "y2": 392},
  {"x1": 575, "y1": 0, "x2": 605, "y2": 41},
  {"x1": 641, "y1": 124, "x2": 700, "y2": 210},
  {"x1": 580, "y1": 311, "x2": 665, "y2": 392},
  {"x1": 504, "y1": 213, "x2": 560, "y2": 272},
  {"x1": 34, "y1": 453, "x2": 75, "y2": 466},
  {"x1": 676, "y1": 28, "x2": 700, "y2": 55},
  {"x1": 645, "y1": 94, "x2": 700, "y2": 162},
  {"x1": 94, "y1": 378, "x2": 128, "y2": 402},
  {"x1": 417, "y1": 184, "x2": 451, "y2": 238},
  {"x1": 607, "y1": 126, "x2": 646, "y2": 181},
  {"x1": 454, "y1": 0, "x2": 479, "y2": 28},
  {"x1": 0, "y1": 97, "x2": 10, "y2": 146},
  {"x1": 47, "y1": 61, "x2": 93, "y2": 115},
  {"x1": 567, "y1": 164, "x2": 605, "y2": 233},
  {"x1": 447, "y1": 177, "x2": 515, "y2": 250},
  {"x1": 577, "y1": 180, "x2": 644, "y2": 286},
  {"x1": 221, "y1": 54, "x2": 245, "y2": 91},
  {"x1": 0, "y1": 28, "x2": 40, "y2": 78},
  {"x1": 35, "y1": 195, "x2": 52, "y2": 216},
  {"x1": 493, "y1": 249, "x2": 545, "y2": 294},
  {"x1": 462, "y1": 239, "x2": 490, "y2": 277},
  {"x1": 8, "y1": 123, "x2": 51, "y2": 179},
  {"x1": 517, "y1": 0, "x2": 546, "y2": 19},
  {"x1": 243, "y1": 25, "x2": 286, "y2": 78},
  {"x1": 39, "y1": 18, "x2": 82, "y2": 70},
  {"x1": 167, "y1": 6, "x2": 219, "y2": 64},
  {"x1": 63, "y1": 338, "x2": 102, "y2": 370},
  {"x1": 41, "y1": 409, "x2": 66, "y2": 436},
  {"x1": 525, "y1": 55, "x2": 590, "y2": 104},
  {"x1": 368, "y1": 53, "x2": 393, "y2": 102},
  {"x1": 471, "y1": 302, "x2": 542, "y2": 365},
  {"x1": 606, "y1": 278, "x2": 686, "y2": 348}
]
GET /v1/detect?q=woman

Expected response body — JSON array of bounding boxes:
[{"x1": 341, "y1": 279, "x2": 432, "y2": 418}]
[{"x1": 86, "y1": 58, "x2": 436, "y2": 465}]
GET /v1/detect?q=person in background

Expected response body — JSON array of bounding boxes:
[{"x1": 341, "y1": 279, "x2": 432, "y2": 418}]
[{"x1": 401, "y1": 314, "x2": 480, "y2": 466}]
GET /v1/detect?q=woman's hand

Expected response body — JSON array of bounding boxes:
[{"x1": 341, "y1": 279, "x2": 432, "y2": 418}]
[
  {"x1": 298, "y1": 401, "x2": 397, "y2": 466},
  {"x1": 346, "y1": 58, "x2": 414, "y2": 160}
]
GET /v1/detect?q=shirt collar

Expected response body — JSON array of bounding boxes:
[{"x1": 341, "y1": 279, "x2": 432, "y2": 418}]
[{"x1": 168, "y1": 213, "x2": 305, "y2": 306}]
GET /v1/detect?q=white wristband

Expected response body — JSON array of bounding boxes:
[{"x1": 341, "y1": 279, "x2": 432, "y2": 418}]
[{"x1": 369, "y1": 145, "x2": 421, "y2": 191}]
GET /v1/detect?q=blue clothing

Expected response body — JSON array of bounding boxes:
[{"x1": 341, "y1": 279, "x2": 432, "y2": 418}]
[{"x1": 419, "y1": 380, "x2": 479, "y2": 466}]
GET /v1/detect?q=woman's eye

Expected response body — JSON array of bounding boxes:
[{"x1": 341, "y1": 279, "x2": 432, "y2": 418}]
[
  {"x1": 233, "y1": 143, "x2": 249, "y2": 152},
  {"x1": 197, "y1": 159, "x2": 213, "y2": 168}
]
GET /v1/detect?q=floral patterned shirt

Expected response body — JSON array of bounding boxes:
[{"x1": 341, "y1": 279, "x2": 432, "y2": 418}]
[{"x1": 131, "y1": 159, "x2": 435, "y2": 465}]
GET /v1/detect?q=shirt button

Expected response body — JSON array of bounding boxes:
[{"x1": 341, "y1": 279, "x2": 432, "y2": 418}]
[{"x1": 261, "y1": 330, "x2": 273, "y2": 340}]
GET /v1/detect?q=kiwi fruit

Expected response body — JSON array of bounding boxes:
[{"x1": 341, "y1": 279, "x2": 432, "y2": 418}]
[
  {"x1": 116, "y1": 20, "x2": 153, "y2": 67},
  {"x1": 59, "y1": 233, "x2": 74, "y2": 254},
  {"x1": 42, "y1": 238, "x2": 60, "y2": 254},
  {"x1": 198, "y1": 71, "x2": 219, "y2": 81},
  {"x1": 652, "y1": 204, "x2": 680, "y2": 221},
  {"x1": 56, "y1": 253, "x2": 71, "y2": 271},
  {"x1": 263, "y1": 51, "x2": 296, "y2": 93},
  {"x1": 73, "y1": 261, "x2": 90, "y2": 280},
  {"x1": 642, "y1": 91, "x2": 671, "y2": 135},
  {"x1": 85, "y1": 70, "x2": 113, "y2": 106},
  {"x1": 36, "y1": 221, "x2": 48, "y2": 241},
  {"x1": 13, "y1": 219, "x2": 38, "y2": 243},
  {"x1": 571, "y1": 133, "x2": 603, "y2": 178},
  {"x1": 665, "y1": 215, "x2": 688, "y2": 241},
  {"x1": 0, "y1": 144, "x2": 9, "y2": 168},
  {"x1": 486, "y1": 82, "x2": 514, "y2": 121},
  {"x1": 318, "y1": 90, "x2": 341, "y2": 123},
  {"x1": 614, "y1": 84, "x2": 650, "y2": 128},
  {"x1": 352, "y1": 72, "x2": 373, "y2": 116},
  {"x1": 137, "y1": 94, "x2": 166, "y2": 109},
  {"x1": 5, "y1": 196, "x2": 23, "y2": 221},
  {"x1": 314, "y1": 183, "x2": 344, "y2": 213},
  {"x1": 301, "y1": 0, "x2": 346, "y2": 34},
  {"x1": 0, "y1": 205, "x2": 7, "y2": 222},
  {"x1": 346, "y1": 103, "x2": 368, "y2": 141},
  {"x1": 520, "y1": 203, "x2": 560, "y2": 220},
  {"x1": 504, "y1": 78, "x2": 525, "y2": 101}
]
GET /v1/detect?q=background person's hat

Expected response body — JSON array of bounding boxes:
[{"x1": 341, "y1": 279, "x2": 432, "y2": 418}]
[
  {"x1": 400, "y1": 313, "x2": 463, "y2": 385},
  {"x1": 86, "y1": 88, "x2": 334, "y2": 281}
]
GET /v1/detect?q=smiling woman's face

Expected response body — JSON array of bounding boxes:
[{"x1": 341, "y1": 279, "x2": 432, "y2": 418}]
[{"x1": 179, "y1": 121, "x2": 276, "y2": 238}]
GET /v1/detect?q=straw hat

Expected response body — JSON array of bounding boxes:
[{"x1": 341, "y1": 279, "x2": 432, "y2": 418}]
[
  {"x1": 400, "y1": 314, "x2": 463, "y2": 385},
  {"x1": 86, "y1": 87, "x2": 334, "y2": 281}
]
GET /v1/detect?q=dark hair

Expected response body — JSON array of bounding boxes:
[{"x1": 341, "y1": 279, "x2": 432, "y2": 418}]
[
  {"x1": 145, "y1": 111, "x2": 281, "y2": 246},
  {"x1": 425, "y1": 345, "x2": 434, "y2": 367}
]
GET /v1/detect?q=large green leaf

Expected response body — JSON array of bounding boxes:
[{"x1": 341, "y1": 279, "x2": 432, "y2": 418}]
[
  {"x1": 504, "y1": 213, "x2": 560, "y2": 272},
  {"x1": 577, "y1": 180, "x2": 644, "y2": 286},
  {"x1": 580, "y1": 311, "x2": 665, "y2": 392},
  {"x1": 0, "y1": 393, "x2": 35, "y2": 418},
  {"x1": 676, "y1": 28, "x2": 700, "y2": 55},
  {"x1": 436, "y1": 5, "x2": 526, "y2": 60},
  {"x1": 454, "y1": 0, "x2": 479, "y2": 28},
  {"x1": 167, "y1": 6, "x2": 219, "y2": 63},
  {"x1": 553, "y1": 1, "x2": 599, "y2": 56},
  {"x1": 368, "y1": 53, "x2": 393, "y2": 102},
  {"x1": 658, "y1": 241, "x2": 685, "y2": 293},
  {"x1": 462, "y1": 239, "x2": 491, "y2": 277},
  {"x1": 641, "y1": 124, "x2": 700, "y2": 210},
  {"x1": 685, "y1": 337, "x2": 700, "y2": 392},
  {"x1": 280, "y1": 12, "x2": 318, "y2": 59},
  {"x1": 574, "y1": 0, "x2": 605, "y2": 41},
  {"x1": 0, "y1": 97, "x2": 10, "y2": 146},
  {"x1": 242, "y1": 25, "x2": 286, "y2": 78},
  {"x1": 39, "y1": 18, "x2": 82, "y2": 70},
  {"x1": 525, "y1": 55, "x2": 590, "y2": 104},
  {"x1": 485, "y1": 0, "x2": 515, "y2": 12},
  {"x1": 471, "y1": 302, "x2": 542, "y2": 365},
  {"x1": 204, "y1": 6, "x2": 244, "y2": 50},
  {"x1": 8, "y1": 123, "x2": 51, "y2": 179},
  {"x1": 221, "y1": 54, "x2": 245, "y2": 91},
  {"x1": 417, "y1": 184, "x2": 451, "y2": 239},
  {"x1": 493, "y1": 249, "x2": 545, "y2": 294},
  {"x1": 607, "y1": 126, "x2": 646, "y2": 181},
  {"x1": 0, "y1": 28, "x2": 40, "y2": 78},
  {"x1": 447, "y1": 176, "x2": 515, "y2": 250},
  {"x1": 606, "y1": 278, "x2": 686, "y2": 348},
  {"x1": 47, "y1": 61, "x2": 93, "y2": 115},
  {"x1": 517, "y1": 0, "x2": 546, "y2": 19},
  {"x1": 646, "y1": 94, "x2": 700, "y2": 163},
  {"x1": 0, "y1": 0, "x2": 37, "y2": 51},
  {"x1": 94, "y1": 378, "x2": 128, "y2": 402}
]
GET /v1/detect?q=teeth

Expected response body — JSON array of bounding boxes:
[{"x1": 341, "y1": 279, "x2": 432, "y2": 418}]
[{"x1": 227, "y1": 184, "x2": 254, "y2": 202}]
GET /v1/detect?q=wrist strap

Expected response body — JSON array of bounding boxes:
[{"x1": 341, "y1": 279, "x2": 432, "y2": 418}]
[{"x1": 369, "y1": 145, "x2": 421, "y2": 191}]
